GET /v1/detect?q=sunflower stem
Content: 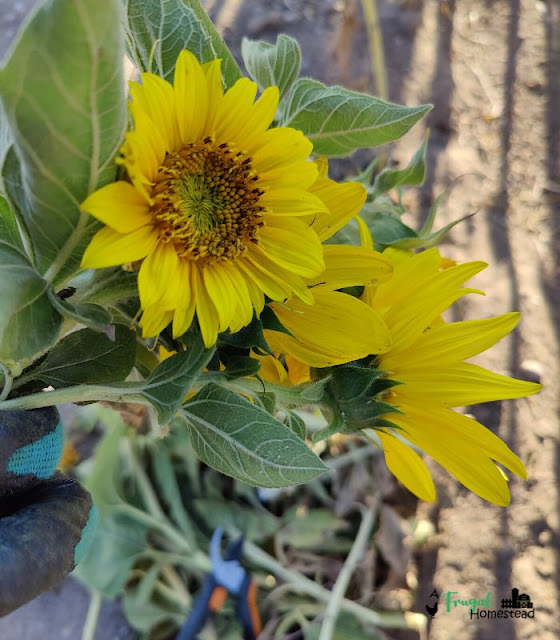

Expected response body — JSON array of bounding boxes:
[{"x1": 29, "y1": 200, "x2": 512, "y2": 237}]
[
  {"x1": 81, "y1": 589, "x2": 102, "y2": 640},
  {"x1": 318, "y1": 502, "x2": 378, "y2": 640}
]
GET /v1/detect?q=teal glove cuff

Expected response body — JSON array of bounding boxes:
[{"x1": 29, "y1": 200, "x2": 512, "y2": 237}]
[{"x1": 0, "y1": 407, "x2": 63, "y2": 495}]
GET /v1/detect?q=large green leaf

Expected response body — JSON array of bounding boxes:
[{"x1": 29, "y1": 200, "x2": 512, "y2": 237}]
[
  {"x1": 0, "y1": 0, "x2": 126, "y2": 283},
  {"x1": 0, "y1": 243, "x2": 62, "y2": 374},
  {"x1": 183, "y1": 383, "x2": 327, "y2": 487},
  {"x1": 140, "y1": 338, "x2": 214, "y2": 424},
  {"x1": 280, "y1": 79, "x2": 431, "y2": 156},
  {"x1": 123, "y1": 0, "x2": 242, "y2": 87},
  {"x1": 241, "y1": 34, "x2": 301, "y2": 100},
  {"x1": 28, "y1": 325, "x2": 136, "y2": 388}
]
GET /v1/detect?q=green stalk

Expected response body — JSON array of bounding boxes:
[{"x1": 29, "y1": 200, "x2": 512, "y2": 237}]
[
  {"x1": 81, "y1": 589, "x2": 102, "y2": 640},
  {"x1": 318, "y1": 504, "x2": 378, "y2": 640}
]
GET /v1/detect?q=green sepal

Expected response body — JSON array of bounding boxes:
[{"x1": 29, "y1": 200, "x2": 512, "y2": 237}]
[{"x1": 312, "y1": 412, "x2": 345, "y2": 443}]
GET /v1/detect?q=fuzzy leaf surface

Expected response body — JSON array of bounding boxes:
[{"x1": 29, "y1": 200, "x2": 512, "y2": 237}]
[
  {"x1": 123, "y1": 0, "x2": 242, "y2": 87},
  {"x1": 241, "y1": 34, "x2": 301, "y2": 99},
  {"x1": 281, "y1": 79, "x2": 431, "y2": 156},
  {"x1": 0, "y1": 0, "x2": 126, "y2": 282},
  {"x1": 184, "y1": 383, "x2": 326, "y2": 487}
]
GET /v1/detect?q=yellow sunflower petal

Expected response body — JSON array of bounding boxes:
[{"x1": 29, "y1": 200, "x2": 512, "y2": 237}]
[
  {"x1": 81, "y1": 225, "x2": 157, "y2": 268},
  {"x1": 171, "y1": 260, "x2": 196, "y2": 337},
  {"x1": 394, "y1": 362, "x2": 541, "y2": 407},
  {"x1": 391, "y1": 406, "x2": 521, "y2": 506},
  {"x1": 221, "y1": 264, "x2": 254, "y2": 332},
  {"x1": 130, "y1": 73, "x2": 180, "y2": 151},
  {"x1": 260, "y1": 188, "x2": 328, "y2": 216},
  {"x1": 202, "y1": 263, "x2": 237, "y2": 331},
  {"x1": 375, "y1": 430, "x2": 437, "y2": 502},
  {"x1": 192, "y1": 264, "x2": 220, "y2": 347},
  {"x1": 232, "y1": 86, "x2": 279, "y2": 149},
  {"x1": 380, "y1": 312, "x2": 522, "y2": 371},
  {"x1": 200, "y1": 59, "x2": 224, "y2": 135},
  {"x1": 213, "y1": 78, "x2": 258, "y2": 143},
  {"x1": 306, "y1": 244, "x2": 392, "y2": 289},
  {"x1": 307, "y1": 178, "x2": 367, "y2": 241},
  {"x1": 253, "y1": 353, "x2": 289, "y2": 385},
  {"x1": 285, "y1": 355, "x2": 311, "y2": 385},
  {"x1": 141, "y1": 305, "x2": 174, "y2": 338},
  {"x1": 81, "y1": 181, "x2": 152, "y2": 233},
  {"x1": 138, "y1": 242, "x2": 179, "y2": 308},
  {"x1": 269, "y1": 288, "x2": 392, "y2": 367},
  {"x1": 382, "y1": 262, "x2": 488, "y2": 352},
  {"x1": 174, "y1": 50, "x2": 209, "y2": 144},
  {"x1": 356, "y1": 215, "x2": 374, "y2": 249},
  {"x1": 252, "y1": 127, "x2": 313, "y2": 173},
  {"x1": 258, "y1": 217, "x2": 325, "y2": 278},
  {"x1": 370, "y1": 248, "x2": 442, "y2": 310}
]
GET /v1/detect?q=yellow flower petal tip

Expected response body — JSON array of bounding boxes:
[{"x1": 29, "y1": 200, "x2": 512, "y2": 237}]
[{"x1": 79, "y1": 50, "x2": 366, "y2": 345}]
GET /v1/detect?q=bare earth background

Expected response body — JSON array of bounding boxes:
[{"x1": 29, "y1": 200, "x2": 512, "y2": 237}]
[{"x1": 0, "y1": 0, "x2": 558, "y2": 639}]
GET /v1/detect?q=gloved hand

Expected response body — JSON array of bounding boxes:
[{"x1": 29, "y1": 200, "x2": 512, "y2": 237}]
[{"x1": 0, "y1": 407, "x2": 97, "y2": 616}]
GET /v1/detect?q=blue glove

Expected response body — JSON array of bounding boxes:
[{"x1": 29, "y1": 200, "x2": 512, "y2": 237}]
[{"x1": 0, "y1": 407, "x2": 97, "y2": 616}]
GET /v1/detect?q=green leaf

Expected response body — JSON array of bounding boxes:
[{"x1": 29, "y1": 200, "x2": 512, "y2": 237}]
[
  {"x1": 306, "y1": 613, "x2": 382, "y2": 640},
  {"x1": 366, "y1": 215, "x2": 418, "y2": 246},
  {"x1": 48, "y1": 291, "x2": 113, "y2": 333},
  {"x1": 282, "y1": 411, "x2": 307, "y2": 441},
  {"x1": 192, "y1": 498, "x2": 279, "y2": 542},
  {"x1": 29, "y1": 325, "x2": 136, "y2": 387},
  {"x1": 0, "y1": 0, "x2": 126, "y2": 283},
  {"x1": 0, "y1": 193, "x2": 26, "y2": 255},
  {"x1": 73, "y1": 511, "x2": 149, "y2": 598},
  {"x1": 150, "y1": 443, "x2": 195, "y2": 539},
  {"x1": 241, "y1": 34, "x2": 301, "y2": 100},
  {"x1": 398, "y1": 211, "x2": 476, "y2": 250},
  {"x1": 218, "y1": 314, "x2": 272, "y2": 353},
  {"x1": 280, "y1": 79, "x2": 431, "y2": 156},
  {"x1": 0, "y1": 244, "x2": 62, "y2": 374},
  {"x1": 140, "y1": 336, "x2": 214, "y2": 424},
  {"x1": 184, "y1": 383, "x2": 327, "y2": 487},
  {"x1": 372, "y1": 131, "x2": 429, "y2": 196},
  {"x1": 123, "y1": 0, "x2": 242, "y2": 88},
  {"x1": 123, "y1": 573, "x2": 184, "y2": 632},
  {"x1": 222, "y1": 355, "x2": 261, "y2": 381},
  {"x1": 278, "y1": 507, "x2": 347, "y2": 550}
]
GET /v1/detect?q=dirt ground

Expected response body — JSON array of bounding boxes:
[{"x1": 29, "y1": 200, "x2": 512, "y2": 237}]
[{"x1": 1, "y1": 0, "x2": 559, "y2": 639}]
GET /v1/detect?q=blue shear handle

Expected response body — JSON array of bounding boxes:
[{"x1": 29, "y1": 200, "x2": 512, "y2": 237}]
[{"x1": 176, "y1": 574, "x2": 218, "y2": 640}]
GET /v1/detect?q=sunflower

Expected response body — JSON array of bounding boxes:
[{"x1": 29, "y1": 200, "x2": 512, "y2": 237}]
[
  {"x1": 80, "y1": 51, "x2": 374, "y2": 347},
  {"x1": 357, "y1": 221, "x2": 541, "y2": 505}
]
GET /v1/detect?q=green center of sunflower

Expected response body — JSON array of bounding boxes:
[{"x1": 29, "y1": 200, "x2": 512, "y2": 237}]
[{"x1": 150, "y1": 137, "x2": 265, "y2": 261}]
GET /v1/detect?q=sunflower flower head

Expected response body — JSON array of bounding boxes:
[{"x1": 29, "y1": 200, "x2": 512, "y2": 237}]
[
  {"x1": 81, "y1": 51, "x2": 367, "y2": 347},
  {"x1": 355, "y1": 229, "x2": 541, "y2": 506}
]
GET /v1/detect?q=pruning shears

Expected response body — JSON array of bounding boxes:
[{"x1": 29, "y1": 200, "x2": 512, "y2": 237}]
[{"x1": 177, "y1": 528, "x2": 262, "y2": 640}]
